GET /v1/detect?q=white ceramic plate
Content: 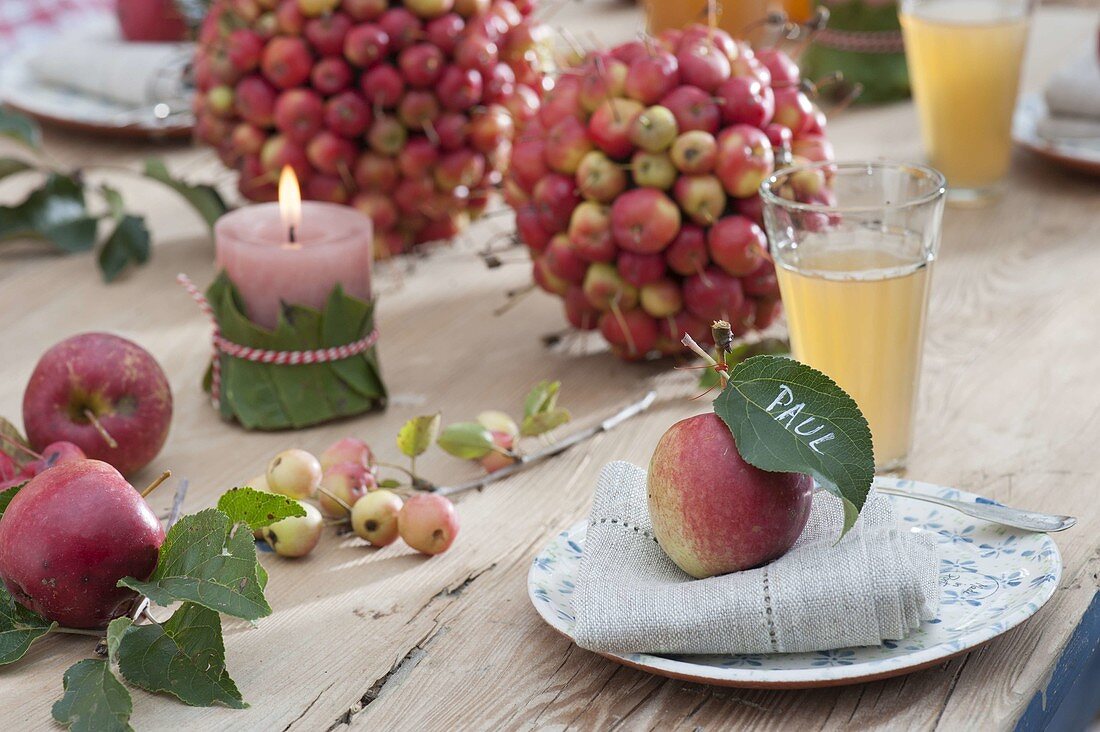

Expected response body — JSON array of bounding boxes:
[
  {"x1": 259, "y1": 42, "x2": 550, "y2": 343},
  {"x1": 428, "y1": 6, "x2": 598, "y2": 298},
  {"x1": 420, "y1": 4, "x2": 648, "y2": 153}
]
[
  {"x1": 1013, "y1": 92, "x2": 1100, "y2": 177},
  {"x1": 528, "y1": 477, "x2": 1062, "y2": 688},
  {"x1": 0, "y1": 19, "x2": 193, "y2": 140}
]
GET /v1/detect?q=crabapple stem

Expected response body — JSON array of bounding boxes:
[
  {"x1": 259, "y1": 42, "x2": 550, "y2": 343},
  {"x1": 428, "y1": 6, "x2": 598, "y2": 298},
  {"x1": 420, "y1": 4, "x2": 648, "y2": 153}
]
[
  {"x1": 83, "y1": 409, "x2": 119, "y2": 449},
  {"x1": 140, "y1": 470, "x2": 172, "y2": 499},
  {"x1": 0, "y1": 433, "x2": 41, "y2": 460},
  {"x1": 316, "y1": 485, "x2": 353, "y2": 513},
  {"x1": 712, "y1": 320, "x2": 733, "y2": 389}
]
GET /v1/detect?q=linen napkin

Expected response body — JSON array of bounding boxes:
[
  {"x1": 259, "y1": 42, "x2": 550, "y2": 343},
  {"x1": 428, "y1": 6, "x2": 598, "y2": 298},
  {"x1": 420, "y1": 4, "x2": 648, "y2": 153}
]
[
  {"x1": 572, "y1": 462, "x2": 939, "y2": 656},
  {"x1": 27, "y1": 23, "x2": 191, "y2": 108},
  {"x1": 1045, "y1": 54, "x2": 1100, "y2": 121}
]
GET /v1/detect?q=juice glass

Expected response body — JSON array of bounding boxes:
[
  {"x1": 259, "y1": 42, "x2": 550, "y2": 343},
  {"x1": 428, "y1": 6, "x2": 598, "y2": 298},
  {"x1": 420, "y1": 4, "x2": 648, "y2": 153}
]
[
  {"x1": 645, "y1": 0, "x2": 771, "y2": 41},
  {"x1": 761, "y1": 161, "x2": 947, "y2": 471},
  {"x1": 900, "y1": 0, "x2": 1034, "y2": 204}
]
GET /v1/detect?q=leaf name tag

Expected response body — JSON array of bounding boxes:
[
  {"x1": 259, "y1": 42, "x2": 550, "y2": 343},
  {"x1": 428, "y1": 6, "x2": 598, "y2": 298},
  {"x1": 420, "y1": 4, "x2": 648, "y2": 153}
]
[{"x1": 765, "y1": 384, "x2": 836, "y2": 454}]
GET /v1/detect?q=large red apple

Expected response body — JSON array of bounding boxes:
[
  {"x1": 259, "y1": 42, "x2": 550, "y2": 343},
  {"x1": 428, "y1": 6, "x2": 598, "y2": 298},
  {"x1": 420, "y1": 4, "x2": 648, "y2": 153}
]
[
  {"x1": 23, "y1": 333, "x2": 172, "y2": 476},
  {"x1": 647, "y1": 412, "x2": 812, "y2": 578},
  {"x1": 116, "y1": 0, "x2": 189, "y2": 42},
  {"x1": 0, "y1": 460, "x2": 165, "y2": 628}
]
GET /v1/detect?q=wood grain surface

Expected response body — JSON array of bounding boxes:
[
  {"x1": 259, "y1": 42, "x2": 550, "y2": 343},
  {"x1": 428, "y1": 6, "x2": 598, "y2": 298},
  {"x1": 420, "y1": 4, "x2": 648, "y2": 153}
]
[{"x1": 1, "y1": 3, "x2": 1098, "y2": 730}]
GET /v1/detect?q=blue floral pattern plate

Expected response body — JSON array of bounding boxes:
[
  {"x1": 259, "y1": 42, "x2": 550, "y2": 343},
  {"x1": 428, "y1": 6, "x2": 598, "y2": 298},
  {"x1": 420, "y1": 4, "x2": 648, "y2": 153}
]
[{"x1": 528, "y1": 477, "x2": 1062, "y2": 688}]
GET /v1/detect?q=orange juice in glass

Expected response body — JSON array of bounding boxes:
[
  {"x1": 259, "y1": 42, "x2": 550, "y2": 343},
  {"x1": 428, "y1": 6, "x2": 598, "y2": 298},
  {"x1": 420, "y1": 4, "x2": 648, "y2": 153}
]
[
  {"x1": 645, "y1": 0, "x2": 771, "y2": 42},
  {"x1": 900, "y1": 0, "x2": 1034, "y2": 204},
  {"x1": 761, "y1": 162, "x2": 947, "y2": 471}
]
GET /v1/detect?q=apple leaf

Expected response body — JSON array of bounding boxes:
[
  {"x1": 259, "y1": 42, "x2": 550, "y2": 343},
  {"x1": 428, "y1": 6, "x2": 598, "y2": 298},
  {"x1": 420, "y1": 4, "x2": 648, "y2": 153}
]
[
  {"x1": 523, "y1": 380, "x2": 561, "y2": 418},
  {"x1": 204, "y1": 273, "x2": 387, "y2": 429},
  {"x1": 51, "y1": 659, "x2": 133, "y2": 732},
  {"x1": 0, "y1": 584, "x2": 56, "y2": 665},
  {"x1": 0, "y1": 157, "x2": 34, "y2": 183},
  {"x1": 397, "y1": 414, "x2": 441, "y2": 459},
  {"x1": 98, "y1": 214, "x2": 150, "y2": 283},
  {"x1": 0, "y1": 483, "x2": 25, "y2": 519},
  {"x1": 437, "y1": 422, "x2": 496, "y2": 460},
  {"x1": 143, "y1": 159, "x2": 228, "y2": 230},
  {"x1": 0, "y1": 173, "x2": 98, "y2": 253},
  {"x1": 0, "y1": 109, "x2": 41, "y2": 149},
  {"x1": 712, "y1": 355, "x2": 875, "y2": 537},
  {"x1": 115, "y1": 602, "x2": 245, "y2": 709},
  {"x1": 520, "y1": 408, "x2": 571, "y2": 437},
  {"x1": 216, "y1": 486, "x2": 305, "y2": 532},
  {"x1": 0, "y1": 417, "x2": 29, "y2": 465},
  {"x1": 118, "y1": 508, "x2": 271, "y2": 621}
]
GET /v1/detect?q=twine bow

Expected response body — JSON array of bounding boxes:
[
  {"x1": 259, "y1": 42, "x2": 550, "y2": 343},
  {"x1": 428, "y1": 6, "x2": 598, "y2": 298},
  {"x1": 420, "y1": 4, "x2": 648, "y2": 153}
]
[{"x1": 177, "y1": 274, "x2": 380, "y2": 407}]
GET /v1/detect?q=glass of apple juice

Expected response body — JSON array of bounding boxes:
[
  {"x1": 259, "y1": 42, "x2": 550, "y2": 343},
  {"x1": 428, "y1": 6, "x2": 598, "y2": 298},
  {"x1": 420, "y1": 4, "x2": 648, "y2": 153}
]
[
  {"x1": 761, "y1": 161, "x2": 947, "y2": 471},
  {"x1": 900, "y1": 0, "x2": 1034, "y2": 205}
]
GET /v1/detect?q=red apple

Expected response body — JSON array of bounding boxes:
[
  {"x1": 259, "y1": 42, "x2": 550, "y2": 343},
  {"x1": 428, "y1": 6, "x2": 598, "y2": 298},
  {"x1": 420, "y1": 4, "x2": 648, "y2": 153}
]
[
  {"x1": 716, "y1": 124, "x2": 774, "y2": 199},
  {"x1": 0, "y1": 460, "x2": 165, "y2": 628},
  {"x1": 117, "y1": 0, "x2": 187, "y2": 42},
  {"x1": 398, "y1": 493, "x2": 459, "y2": 555},
  {"x1": 647, "y1": 412, "x2": 813, "y2": 578},
  {"x1": 708, "y1": 215, "x2": 767, "y2": 276},
  {"x1": 23, "y1": 334, "x2": 172, "y2": 476}
]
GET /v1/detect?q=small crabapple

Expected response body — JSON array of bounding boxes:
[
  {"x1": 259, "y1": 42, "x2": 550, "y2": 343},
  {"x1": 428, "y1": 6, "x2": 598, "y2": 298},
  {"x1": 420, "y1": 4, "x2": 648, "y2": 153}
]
[
  {"x1": 318, "y1": 461, "x2": 374, "y2": 518},
  {"x1": 320, "y1": 437, "x2": 375, "y2": 471},
  {"x1": 398, "y1": 493, "x2": 459, "y2": 555},
  {"x1": 262, "y1": 500, "x2": 323, "y2": 558},
  {"x1": 266, "y1": 448, "x2": 322, "y2": 499},
  {"x1": 351, "y1": 489, "x2": 404, "y2": 546}
]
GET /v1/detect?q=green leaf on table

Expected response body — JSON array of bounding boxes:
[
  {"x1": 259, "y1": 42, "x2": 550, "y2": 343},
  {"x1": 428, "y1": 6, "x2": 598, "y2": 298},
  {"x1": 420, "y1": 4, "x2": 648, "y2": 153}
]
[
  {"x1": 97, "y1": 215, "x2": 150, "y2": 283},
  {"x1": 204, "y1": 273, "x2": 387, "y2": 430},
  {"x1": 118, "y1": 508, "x2": 271, "y2": 621},
  {"x1": 0, "y1": 173, "x2": 97, "y2": 253},
  {"x1": 523, "y1": 380, "x2": 560, "y2": 418},
  {"x1": 51, "y1": 659, "x2": 133, "y2": 732},
  {"x1": 0, "y1": 109, "x2": 41, "y2": 150},
  {"x1": 713, "y1": 355, "x2": 874, "y2": 537},
  {"x1": 0, "y1": 584, "x2": 56, "y2": 665},
  {"x1": 216, "y1": 486, "x2": 305, "y2": 532},
  {"x1": 115, "y1": 602, "x2": 246, "y2": 709},
  {"x1": 520, "y1": 408, "x2": 571, "y2": 437},
  {"x1": 143, "y1": 159, "x2": 228, "y2": 229},
  {"x1": 437, "y1": 422, "x2": 496, "y2": 459},
  {"x1": 0, "y1": 157, "x2": 33, "y2": 183},
  {"x1": 100, "y1": 184, "x2": 125, "y2": 220},
  {"x1": 397, "y1": 414, "x2": 441, "y2": 459}
]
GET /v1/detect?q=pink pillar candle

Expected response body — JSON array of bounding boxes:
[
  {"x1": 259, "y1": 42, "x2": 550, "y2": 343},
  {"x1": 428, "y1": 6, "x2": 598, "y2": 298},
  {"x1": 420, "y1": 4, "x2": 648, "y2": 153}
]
[{"x1": 214, "y1": 202, "x2": 373, "y2": 330}]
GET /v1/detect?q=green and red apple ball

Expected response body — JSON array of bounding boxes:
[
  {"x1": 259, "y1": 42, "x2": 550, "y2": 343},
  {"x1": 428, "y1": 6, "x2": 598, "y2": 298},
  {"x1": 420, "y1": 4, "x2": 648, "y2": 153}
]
[
  {"x1": 255, "y1": 439, "x2": 459, "y2": 557},
  {"x1": 192, "y1": 0, "x2": 548, "y2": 257},
  {"x1": 507, "y1": 25, "x2": 834, "y2": 359}
]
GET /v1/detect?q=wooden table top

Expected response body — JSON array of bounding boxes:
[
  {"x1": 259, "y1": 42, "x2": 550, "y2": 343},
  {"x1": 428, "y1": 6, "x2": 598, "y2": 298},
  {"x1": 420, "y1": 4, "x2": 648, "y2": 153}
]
[{"x1": 2, "y1": 3, "x2": 1099, "y2": 730}]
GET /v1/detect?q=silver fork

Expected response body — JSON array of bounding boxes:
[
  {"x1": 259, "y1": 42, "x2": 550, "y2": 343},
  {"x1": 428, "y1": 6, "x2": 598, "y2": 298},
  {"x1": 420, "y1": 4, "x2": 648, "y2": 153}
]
[{"x1": 874, "y1": 485, "x2": 1076, "y2": 533}]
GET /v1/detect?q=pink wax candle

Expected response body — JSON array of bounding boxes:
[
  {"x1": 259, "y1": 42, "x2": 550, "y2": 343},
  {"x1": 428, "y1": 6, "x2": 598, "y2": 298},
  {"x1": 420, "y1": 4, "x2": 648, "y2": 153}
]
[{"x1": 214, "y1": 168, "x2": 373, "y2": 330}]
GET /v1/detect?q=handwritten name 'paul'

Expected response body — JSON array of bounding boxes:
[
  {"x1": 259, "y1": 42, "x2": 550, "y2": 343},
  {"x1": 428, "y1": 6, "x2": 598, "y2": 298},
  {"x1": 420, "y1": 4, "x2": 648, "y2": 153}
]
[{"x1": 766, "y1": 385, "x2": 835, "y2": 454}]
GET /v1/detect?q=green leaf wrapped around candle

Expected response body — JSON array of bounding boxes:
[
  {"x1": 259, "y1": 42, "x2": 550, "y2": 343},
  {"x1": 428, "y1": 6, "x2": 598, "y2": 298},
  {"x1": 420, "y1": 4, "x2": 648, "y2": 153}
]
[{"x1": 203, "y1": 272, "x2": 386, "y2": 431}]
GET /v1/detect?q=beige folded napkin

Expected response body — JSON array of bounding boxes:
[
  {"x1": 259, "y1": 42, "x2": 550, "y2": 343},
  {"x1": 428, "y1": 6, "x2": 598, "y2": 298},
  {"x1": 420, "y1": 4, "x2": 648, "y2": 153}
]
[
  {"x1": 27, "y1": 24, "x2": 191, "y2": 108},
  {"x1": 572, "y1": 462, "x2": 939, "y2": 656},
  {"x1": 1045, "y1": 54, "x2": 1100, "y2": 121}
]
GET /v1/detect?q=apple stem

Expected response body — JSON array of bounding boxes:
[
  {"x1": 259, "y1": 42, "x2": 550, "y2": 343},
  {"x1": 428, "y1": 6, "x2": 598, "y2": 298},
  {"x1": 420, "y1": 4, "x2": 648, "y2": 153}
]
[
  {"x1": 83, "y1": 409, "x2": 119, "y2": 449},
  {"x1": 316, "y1": 485, "x2": 353, "y2": 513},
  {"x1": 707, "y1": 0, "x2": 717, "y2": 30},
  {"x1": 0, "y1": 433, "x2": 41, "y2": 461},
  {"x1": 140, "y1": 470, "x2": 172, "y2": 499},
  {"x1": 712, "y1": 320, "x2": 733, "y2": 389},
  {"x1": 324, "y1": 518, "x2": 351, "y2": 528}
]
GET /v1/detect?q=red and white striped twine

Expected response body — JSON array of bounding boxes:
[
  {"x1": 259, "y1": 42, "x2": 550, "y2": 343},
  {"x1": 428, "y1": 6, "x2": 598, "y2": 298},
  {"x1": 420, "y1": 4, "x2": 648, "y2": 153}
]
[
  {"x1": 177, "y1": 273, "x2": 380, "y2": 407},
  {"x1": 814, "y1": 28, "x2": 906, "y2": 55}
]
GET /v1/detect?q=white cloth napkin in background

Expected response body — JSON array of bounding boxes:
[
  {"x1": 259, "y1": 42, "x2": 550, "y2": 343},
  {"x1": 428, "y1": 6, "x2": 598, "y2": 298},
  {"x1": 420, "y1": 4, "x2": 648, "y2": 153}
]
[
  {"x1": 572, "y1": 462, "x2": 939, "y2": 656},
  {"x1": 1044, "y1": 54, "x2": 1100, "y2": 121},
  {"x1": 27, "y1": 23, "x2": 191, "y2": 108}
]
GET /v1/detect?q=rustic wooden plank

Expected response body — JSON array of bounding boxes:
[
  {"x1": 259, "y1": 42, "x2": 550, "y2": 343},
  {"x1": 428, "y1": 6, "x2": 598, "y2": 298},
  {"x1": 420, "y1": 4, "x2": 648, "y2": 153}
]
[{"x1": 0, "y1": 3, "x2": 1097, "y2": 731}]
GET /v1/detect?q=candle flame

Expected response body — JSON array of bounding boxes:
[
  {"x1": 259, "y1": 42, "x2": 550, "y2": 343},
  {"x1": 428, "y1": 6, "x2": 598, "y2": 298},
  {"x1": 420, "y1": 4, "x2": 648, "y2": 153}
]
[{"x1": 278, "y1": 165, "x2": 302, "y2": 242}]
